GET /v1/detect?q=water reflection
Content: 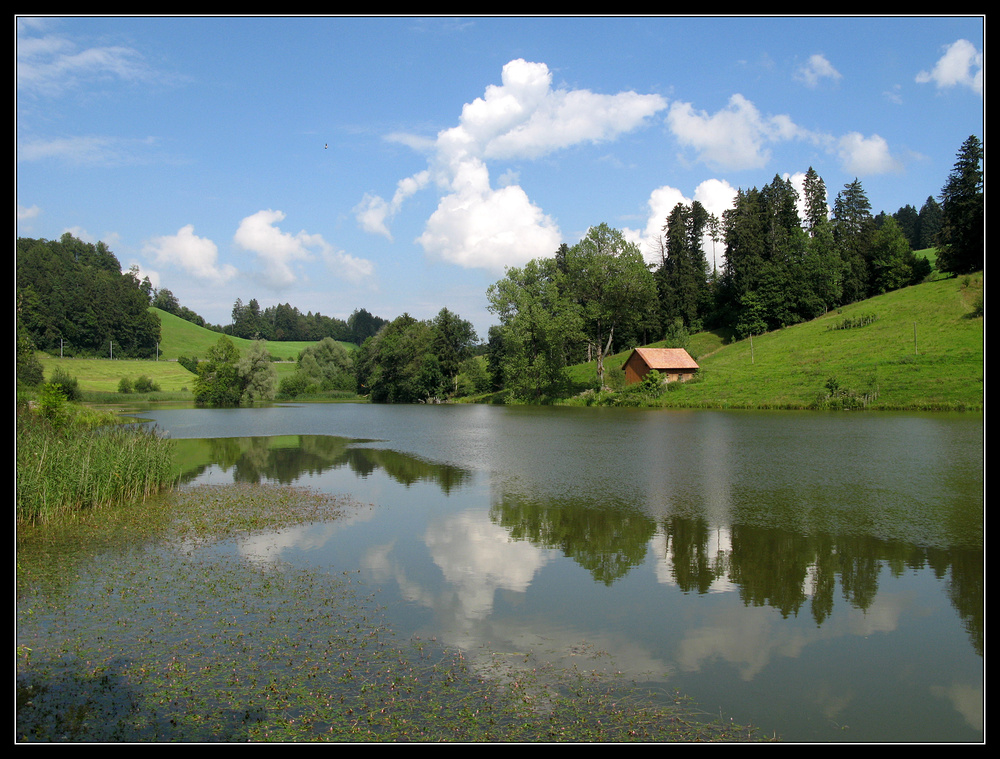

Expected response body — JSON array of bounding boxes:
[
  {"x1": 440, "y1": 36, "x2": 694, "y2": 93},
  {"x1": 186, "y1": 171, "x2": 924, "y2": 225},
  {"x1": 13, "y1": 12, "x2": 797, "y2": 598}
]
[
  {"x1": 172, "y1": 434, "x2": 472, "y2": 492},
  {"x1": 175, "y1": 433, "x2": 983, "y2": 659}
]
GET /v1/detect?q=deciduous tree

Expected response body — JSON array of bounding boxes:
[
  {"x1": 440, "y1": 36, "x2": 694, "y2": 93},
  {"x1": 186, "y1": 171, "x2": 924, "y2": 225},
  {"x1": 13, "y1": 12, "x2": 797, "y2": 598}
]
[
  {"x1": 487, "y1": 257, "x2": 583, "y2": 401},
  {"x1": 563, "y1": 223, "x2": 657, "y2": 386}
]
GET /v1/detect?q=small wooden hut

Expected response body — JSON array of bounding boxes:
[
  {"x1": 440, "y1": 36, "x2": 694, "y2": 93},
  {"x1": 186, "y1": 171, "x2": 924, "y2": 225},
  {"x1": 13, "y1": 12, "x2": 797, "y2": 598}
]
[{"x1": 622, "y1": 347, "x2": 699, "y2": 385}]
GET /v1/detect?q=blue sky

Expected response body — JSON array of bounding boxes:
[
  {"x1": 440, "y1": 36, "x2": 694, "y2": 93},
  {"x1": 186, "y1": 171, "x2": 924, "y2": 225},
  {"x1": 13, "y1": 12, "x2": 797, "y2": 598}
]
[{"x1": 16, "y1": 15, "x2": 984, "y2": 340}]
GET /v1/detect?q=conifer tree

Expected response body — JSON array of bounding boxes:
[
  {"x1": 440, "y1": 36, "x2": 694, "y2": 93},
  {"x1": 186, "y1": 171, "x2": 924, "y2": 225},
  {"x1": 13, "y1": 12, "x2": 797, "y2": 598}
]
[{"x1": 935, "y1": 135, "x2": 984, "y2": 275}]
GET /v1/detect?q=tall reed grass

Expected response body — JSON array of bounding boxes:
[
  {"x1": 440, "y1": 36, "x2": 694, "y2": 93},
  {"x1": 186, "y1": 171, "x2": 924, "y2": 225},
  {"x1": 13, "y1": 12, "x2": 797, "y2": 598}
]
[{"x1": 16, "y1": 411, "x2": 175, "y2": 528}]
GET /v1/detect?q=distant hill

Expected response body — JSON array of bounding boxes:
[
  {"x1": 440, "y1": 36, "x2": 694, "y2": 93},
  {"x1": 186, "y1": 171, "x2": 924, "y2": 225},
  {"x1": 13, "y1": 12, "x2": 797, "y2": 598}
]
[
  {"x1": 566, "y1": 273, "x2": 983, "y2": 411},
  {"x1": 150, "y1": 308, "x2": 356, "y2": 362}
]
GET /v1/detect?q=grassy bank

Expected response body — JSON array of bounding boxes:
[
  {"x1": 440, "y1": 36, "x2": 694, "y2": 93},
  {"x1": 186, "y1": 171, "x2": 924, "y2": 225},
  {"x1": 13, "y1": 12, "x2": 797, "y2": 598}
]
[
  {"x1": 565, "y1": 274, "x2": 983, "y2": 411},
  {"x1": 15, "y1": 399, "x2": 175, "y2": 528},
  {"x1": 150, "y1": 308, "x2": 355, "y2": 362}
]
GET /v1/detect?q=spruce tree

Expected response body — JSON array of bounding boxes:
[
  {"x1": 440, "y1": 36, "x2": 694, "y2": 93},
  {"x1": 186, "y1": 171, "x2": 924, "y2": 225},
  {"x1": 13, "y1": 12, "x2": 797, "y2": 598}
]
[{"x1": 935, "y1": 135, "x2": 984, "y2": 275}]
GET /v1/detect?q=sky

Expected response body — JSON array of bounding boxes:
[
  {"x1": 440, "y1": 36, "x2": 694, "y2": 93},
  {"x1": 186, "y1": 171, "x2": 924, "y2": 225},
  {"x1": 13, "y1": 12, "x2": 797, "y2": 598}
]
[{"x1": 16, "y1": 15, "x2": 984, "y2": 340}]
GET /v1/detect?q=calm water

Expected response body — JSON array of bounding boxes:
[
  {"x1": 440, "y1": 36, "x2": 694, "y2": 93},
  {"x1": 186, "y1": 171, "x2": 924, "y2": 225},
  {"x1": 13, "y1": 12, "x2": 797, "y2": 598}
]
[{"x1": 134, "y1": 403, "x2": 983, "y2": 743}]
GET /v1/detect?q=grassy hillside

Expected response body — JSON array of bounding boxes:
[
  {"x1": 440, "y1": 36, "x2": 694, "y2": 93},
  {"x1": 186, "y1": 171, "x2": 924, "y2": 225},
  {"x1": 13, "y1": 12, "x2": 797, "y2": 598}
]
[
  {"x1": 35, "y1": 309, "x2": 357, "y2": 395},
  {"x1": 567, "y1": 273, "x2": 983, "y2": 411},
  {"x1": 150, "y1": 308, "x2": 356, "y2": 362}
]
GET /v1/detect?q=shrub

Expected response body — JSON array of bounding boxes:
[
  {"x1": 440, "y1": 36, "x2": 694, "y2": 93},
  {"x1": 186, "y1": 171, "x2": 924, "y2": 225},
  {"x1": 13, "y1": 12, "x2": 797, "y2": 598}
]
[
  {"x1": 48, "y1": 368, "x2": 82, "y2": 401},
  {"x1": 118, "y1": 376, "x2": 134, "y2": 394},
  {"x1": 133, "y1": 375, "x2": 159, "y2": 393},
  {"x1": 36, "y1": 383, "x2": 70, "y2": 428},
  {"x1": 278, "y1": 372, "x2": 310, "y2": 399}
]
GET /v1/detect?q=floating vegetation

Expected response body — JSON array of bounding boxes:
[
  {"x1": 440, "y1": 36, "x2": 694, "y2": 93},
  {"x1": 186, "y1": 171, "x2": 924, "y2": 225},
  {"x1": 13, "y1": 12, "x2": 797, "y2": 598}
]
[{"x1": 17, "y1": 483, "x2": 774, "y2": 743}]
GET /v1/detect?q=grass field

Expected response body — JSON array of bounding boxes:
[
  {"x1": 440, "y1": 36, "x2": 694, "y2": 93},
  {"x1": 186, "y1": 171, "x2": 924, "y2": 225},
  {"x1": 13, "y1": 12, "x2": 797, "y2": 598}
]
[{"x1": 149, "y1": 308, "x2": 355, "y2": 362}]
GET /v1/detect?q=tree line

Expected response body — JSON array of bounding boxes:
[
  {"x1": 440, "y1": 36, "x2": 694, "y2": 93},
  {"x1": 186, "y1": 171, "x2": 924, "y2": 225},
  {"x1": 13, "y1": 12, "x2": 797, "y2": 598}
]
[
  {"x1": 15, "y1": 228, "x2": 394, "y2": 359},
  {"x1": 189, "y1": 307, "x2": 484, "y2": 406},
  {"x1": 152, "y1": 287, "x2": 390, "y2": 347},
  {"x1": 17, "y1": 135, "x2": 981, "y2": 408}
]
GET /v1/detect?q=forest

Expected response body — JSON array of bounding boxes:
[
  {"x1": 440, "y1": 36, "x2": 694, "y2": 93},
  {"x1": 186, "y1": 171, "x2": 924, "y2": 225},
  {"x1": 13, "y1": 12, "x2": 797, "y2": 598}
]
[{"x1": 16, "y1": 234, "x2": 162, "y2": 359}]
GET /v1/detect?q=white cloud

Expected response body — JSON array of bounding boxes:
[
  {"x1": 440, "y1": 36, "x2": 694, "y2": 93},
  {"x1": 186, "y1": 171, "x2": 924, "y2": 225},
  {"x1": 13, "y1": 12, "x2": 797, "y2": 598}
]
[
  {"x1": 354, "y1": 170, "x2": 430, "y2": 240},
  {"x1": 837, "y1": 132, "x2": 902, "y2": 175},
  {"x1": 235, "y1": 209, "x2": 373, "y2": 289},
  {"x1": 17, "y1": 203, "x2": 41, "y2": 222},
  {"x1": 794, "y1": 53, "x2": 842, "y2": 88},
  {"x1": 16, "y1": 19, "x2": 160, "y2": 98},
  {"x1": 416, "y1": 159, "x2": 561, "y2": 272},
  {"x1": 143, "y1": 224, "x2": 237, "y2": 286},
  {"x1": 360, "y1": 58, "x2": 667, "y2": 272},
  {"x1": 666, "y1": 94, "x2": 809, "y2": 171},
  {"x1": 17, "y1": 134, "x2": 159, "y2": 166},
  {"x1": 916, "y1": 39, "x2": 983, "y2": 96}
]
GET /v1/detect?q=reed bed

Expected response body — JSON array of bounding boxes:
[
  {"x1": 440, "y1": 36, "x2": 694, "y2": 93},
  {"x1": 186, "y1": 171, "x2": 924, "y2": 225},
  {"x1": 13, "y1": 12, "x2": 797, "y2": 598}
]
[{"x1": 16, "y1": 416, "x2": 175, "y2": 528}]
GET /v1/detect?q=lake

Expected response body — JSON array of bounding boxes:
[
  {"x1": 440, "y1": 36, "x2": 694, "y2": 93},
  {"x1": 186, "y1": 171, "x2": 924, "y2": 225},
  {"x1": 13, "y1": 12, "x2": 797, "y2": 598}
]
[
  {"x1": 121, "y1": 402, "x2": 984, "y2": 743},
  {"x1": 21, "y1": 402, "x2": 983, "y2": 742}
]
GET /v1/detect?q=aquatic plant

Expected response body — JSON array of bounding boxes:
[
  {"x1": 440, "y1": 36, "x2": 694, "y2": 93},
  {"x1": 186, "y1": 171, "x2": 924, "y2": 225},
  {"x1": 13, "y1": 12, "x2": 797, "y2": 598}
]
[
  {"x1": 17, "y1": 483, "x2": 774, "y2": 743},
  {"x1": 16, "y1": 412, "x2": 175, "y2": 527}
]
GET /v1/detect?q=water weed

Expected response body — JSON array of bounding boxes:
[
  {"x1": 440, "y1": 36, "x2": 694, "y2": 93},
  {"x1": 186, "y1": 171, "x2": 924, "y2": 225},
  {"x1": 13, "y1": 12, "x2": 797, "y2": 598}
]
[{"x1": 17, "y1": 483, "x2": 773, "y2": 743}]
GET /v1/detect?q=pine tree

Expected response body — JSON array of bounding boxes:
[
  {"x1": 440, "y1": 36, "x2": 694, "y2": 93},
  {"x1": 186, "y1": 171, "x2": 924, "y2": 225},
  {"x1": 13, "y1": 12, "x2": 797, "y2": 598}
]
[
  {"x1": 832, "y1": 179, "x2": 876, "y2": 303},
  {"x1": 917, "y1": 196, "x2": 942, "y2": 250},
  {"x1": 802, "y1": 167, "x2": 829, "y2": 236},
  {"x1": 657, "y1": 202, "x2": 710, "y2": 330},
  {"x1": 935, "y1": 135, "x2": 984, "y2": 275}
]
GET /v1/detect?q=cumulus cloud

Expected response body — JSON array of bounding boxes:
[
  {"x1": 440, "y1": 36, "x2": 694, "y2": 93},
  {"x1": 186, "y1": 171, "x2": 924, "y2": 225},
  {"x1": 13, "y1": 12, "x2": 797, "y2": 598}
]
[
  {"x1": 794, "y1": 53, "x2": 842, "y2": 88},
  {"x1": 143, "y1": 224, "x2": 237, "y2": 286},
  {"x1": 416, "y1": 159, "x2": 561, "y2": 272},
  {"x1": 916, "y1": 39, "x2": 983, "y2": 96},
  {"x1": 837, "y1": 132, "x2": 902, "y2": 175},
  {"x1": 354, "y1": 170, "x2": 430, "y2": 240},
  {"x1": 666, "y1": 94, "x2": 810, "y2": 171},
  {"x1": 235, "y1": 209, "x2": 373, "y2": 289},
  {"x1": 358, "y1": 58, "x2": 667, "y2": 272},
  {"x1": 17, "y1": 203, "x2": 41, "y2": 222}
]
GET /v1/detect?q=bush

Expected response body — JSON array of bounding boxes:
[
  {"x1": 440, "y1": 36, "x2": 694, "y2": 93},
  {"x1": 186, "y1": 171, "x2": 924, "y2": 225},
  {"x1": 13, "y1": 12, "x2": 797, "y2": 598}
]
[
  {"x1": 118, "y1": 376, "x2": 134, "y2": 394},
  {"x1": 133, "y1": 375, "x2": 159, "y2": 393},
  {"x1": 48, "y1": 368, "x2": 82, "y2": 401},
  {"x1": 278, "y1": 372, "x2": 311, "y2": 399},
  {"x1": 36, "y1": 383, "x2": 70, "y2": 428}
]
